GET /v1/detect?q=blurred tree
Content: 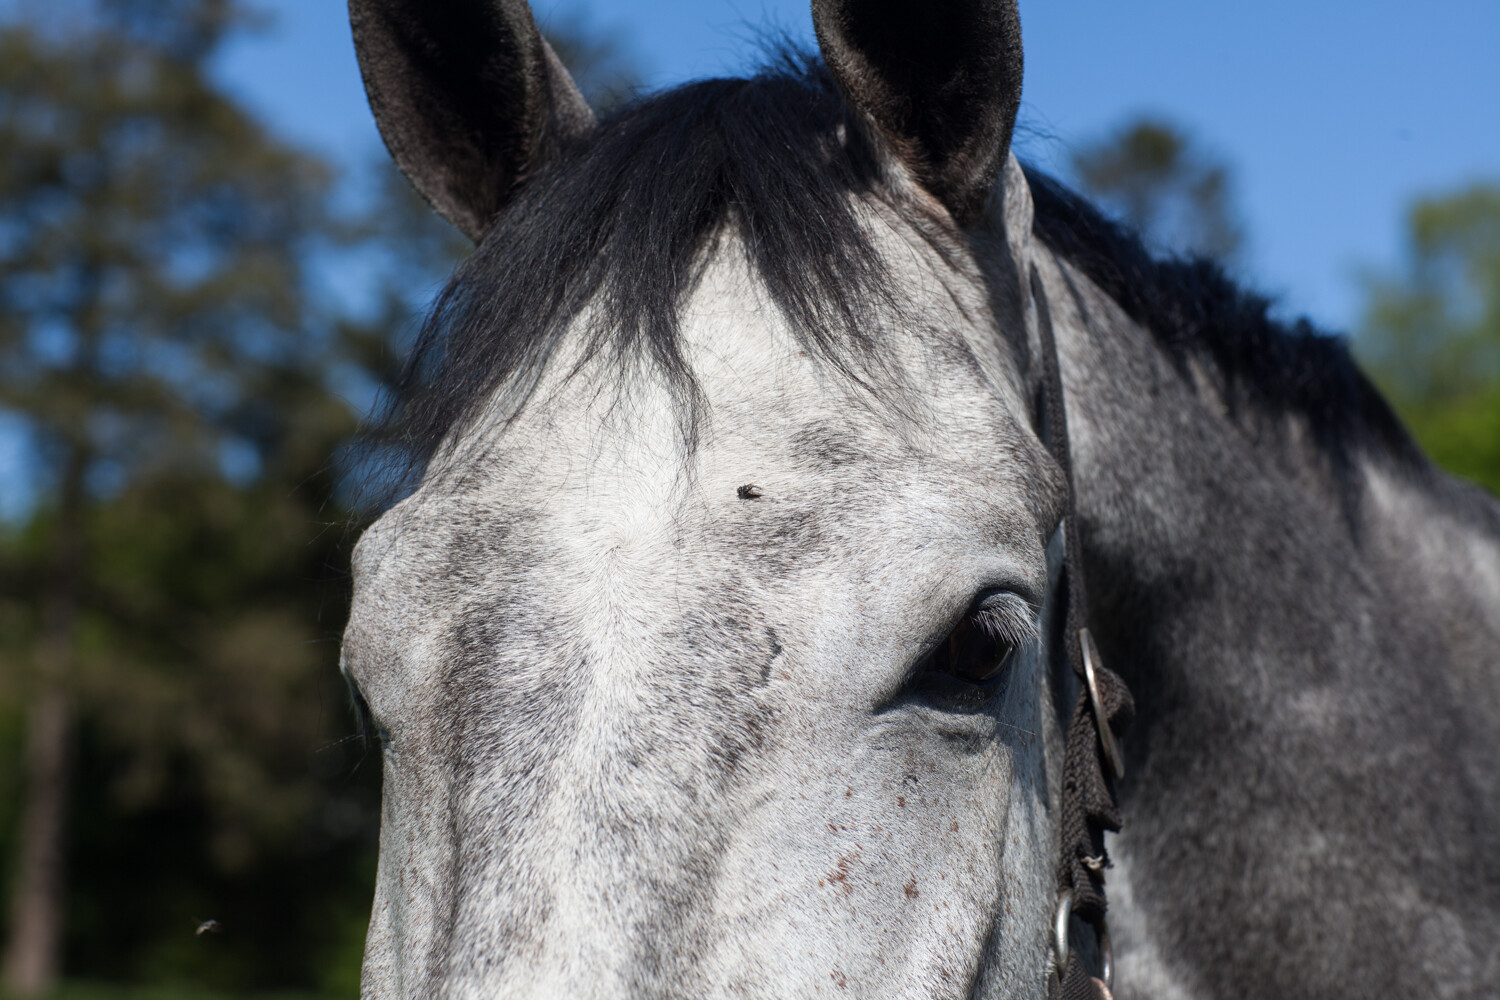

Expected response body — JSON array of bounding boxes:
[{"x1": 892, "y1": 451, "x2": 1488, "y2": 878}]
[
  {"x1": 1072, "y1": 117, "x2": 1244, "y2": 263},
  {"x1": 1357, "y1": 184, "x2": 1500, "y2": 495},
  {"x1": 542, "y1": 7, "x2": 640, "y2": 113},
  {"x1": 0, "y1": 2, "x2": 351, "y2": 992},
  {"x1": 0, "y1": 1, "x2": 643, "y2": 995}
]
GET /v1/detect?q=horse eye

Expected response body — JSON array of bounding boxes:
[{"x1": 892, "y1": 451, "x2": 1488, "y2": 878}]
[{"x1": 922, "y1": 599, "x2": 1026, "y2": 687}]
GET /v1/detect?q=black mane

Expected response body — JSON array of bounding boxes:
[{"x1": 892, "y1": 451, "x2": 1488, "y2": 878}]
[
  {"x1": 378, "y1": 53, "x2": 1421, "y2": 488},
  {"x1": 381, "y1": 54, "x2": 895, "y2": 479},
  {"x1": 1024, "y1": 167, "x2": 1423, "y2": 472}
]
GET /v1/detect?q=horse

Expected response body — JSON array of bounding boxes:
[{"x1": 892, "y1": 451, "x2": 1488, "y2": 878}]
[{"x1": 339, "y1": 1, "x2": 1500, "y2": 996}]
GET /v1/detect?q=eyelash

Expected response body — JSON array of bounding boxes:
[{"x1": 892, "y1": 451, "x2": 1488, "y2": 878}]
[
  {"x1": 346, "y1": 677, "x2": 388, "y2": 752},
  {"x1": 919, "y1": 592, "x2": 1038, "y2": 687}
]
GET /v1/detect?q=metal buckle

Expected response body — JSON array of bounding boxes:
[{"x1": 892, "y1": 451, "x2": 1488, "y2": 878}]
[
  {"x1": 1081, "y1": 628, "x2": 1126, "y2": 781},
  {"x1": 1054, "y1": 891, "x2": 1116, "y2": 997},
  {"x1": 1053, "y1": 889, "x2": 1072, "y2": 975}
]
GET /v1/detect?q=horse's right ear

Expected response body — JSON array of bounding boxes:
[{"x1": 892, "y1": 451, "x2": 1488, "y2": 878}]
[
  {"x1": 812, "y1": 0, "x2": 1023, "y2": 227},
  {"x1": 349, "y1": 0, "x2": 594, "y2": 242}
]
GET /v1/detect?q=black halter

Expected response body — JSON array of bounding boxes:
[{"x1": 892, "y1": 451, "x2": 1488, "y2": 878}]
[{"x1": 1031, "y1": 266, "x2": 1136, "y2": 1000}]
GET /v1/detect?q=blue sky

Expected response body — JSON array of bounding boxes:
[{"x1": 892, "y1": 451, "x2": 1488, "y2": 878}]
[
  {"x1": 0, "y1": 0, "x2": 1496, "y2": 517},
  {"x1": 211, "y1": 0, "x2": 1500, "y2": 334}
]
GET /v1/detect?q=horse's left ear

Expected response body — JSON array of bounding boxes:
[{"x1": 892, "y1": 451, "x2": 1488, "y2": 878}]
[
  {"x1": 812, "y1": 0, "x2": 1023, "y2": 227},
  {"x1": 349, "y1": 0, "x2": 595, "y2": 242}
]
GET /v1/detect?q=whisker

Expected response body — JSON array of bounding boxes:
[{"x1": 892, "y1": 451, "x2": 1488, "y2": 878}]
[{"x1": 315, "y1": 733, "x2": 368, "y2": 753}]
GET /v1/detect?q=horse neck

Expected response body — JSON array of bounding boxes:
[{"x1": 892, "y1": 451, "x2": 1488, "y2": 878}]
[{"x1": 1032, "y1": 249, "x2": 1500, "y2": 997}]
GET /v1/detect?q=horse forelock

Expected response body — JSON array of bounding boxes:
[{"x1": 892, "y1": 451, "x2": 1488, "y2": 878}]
[{"x1": 365, "y1": 53, "x2": 914, "y2": 492}]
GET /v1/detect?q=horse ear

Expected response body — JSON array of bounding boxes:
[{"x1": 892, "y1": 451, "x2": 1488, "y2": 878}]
[
  {"x1": 812, "y1": 0, "x2": 1023, "y2": 226},
  {"x1": 349, "y1": 0, "x2": 595, "y2": 242},
  {"x1": 1001, "y1": 152, "x2": 1033, "y2": 270}
]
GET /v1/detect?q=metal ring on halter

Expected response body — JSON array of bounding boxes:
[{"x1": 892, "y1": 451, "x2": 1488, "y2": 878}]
[
  {"x1": 1099, "y1": 926, "x2": 1114, "y2": 990},
  {"x1": 1053, "y1": 889, "x2": 1072, "y2": 974},
  {"x1": 1081, "y1": 628, "x2": 1126, "y2": 781}
]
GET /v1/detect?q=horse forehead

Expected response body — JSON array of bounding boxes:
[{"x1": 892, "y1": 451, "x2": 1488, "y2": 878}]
[
  {"x1": 349, "y1": 229, "x2": 1043, "y2": 646},
  {"x1": 466, "y1": 250, "x2": 1018, "y2": 522}
]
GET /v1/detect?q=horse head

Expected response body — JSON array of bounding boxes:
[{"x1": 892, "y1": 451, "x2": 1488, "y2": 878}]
[{"x1": 342, "y1": 1, "x2": 1102, "y2": 995}]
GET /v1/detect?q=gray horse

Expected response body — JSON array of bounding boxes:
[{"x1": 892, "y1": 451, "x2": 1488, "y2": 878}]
[{"x1": 339, "y1": 0, "x2": 1500, "y2": 996}]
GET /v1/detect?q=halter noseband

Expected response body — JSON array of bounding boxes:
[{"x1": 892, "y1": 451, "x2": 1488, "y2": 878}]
[{"x1": 1032, "y1": 266, "x2": 1135, "y2": 1000}]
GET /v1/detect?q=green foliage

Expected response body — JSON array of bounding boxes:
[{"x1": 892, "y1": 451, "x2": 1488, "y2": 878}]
[
  {"x1": 4, "y1": 984, "x2": 325, "y2": 1000},
  {"x1": 0, "y1": 0, "x2": 643, "y2": 994},
  {"x1": 1072, "y1": 117, "x2": 1244, "y2": 262},
  {"x1": 0, "y1": 21, "x2": 334, "y2": 461},
  {"x1": 0, "y1": 1, "x2": 376, "y2": 993},
  {"x1": 1357, "y1": 184, "x2": 1500, "y2": 495}
]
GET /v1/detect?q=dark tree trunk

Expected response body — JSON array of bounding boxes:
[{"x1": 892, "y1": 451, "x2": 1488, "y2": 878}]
[
  {"x1": 2, "y1": 434, "x2": 88, "y2": 996},
  {"x1": 2, "y1": 686, "x2": 73, "y2": 995}
]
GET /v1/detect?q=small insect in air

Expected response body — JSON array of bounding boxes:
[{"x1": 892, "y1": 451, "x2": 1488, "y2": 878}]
[
  {"x1": 195, "y1": 919, "x2": 222, "y2": 936},
  {"x1": 737, "y1": 484, "x2": 764, "y2": 499}
]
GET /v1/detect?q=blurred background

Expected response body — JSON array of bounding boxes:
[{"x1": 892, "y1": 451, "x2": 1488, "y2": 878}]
[{"x1": 0, "y1": 0, "x2": 1495, "y2": 997}]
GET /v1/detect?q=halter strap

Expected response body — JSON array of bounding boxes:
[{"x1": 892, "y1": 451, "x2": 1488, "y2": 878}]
[{"x1": 1031, "y1": 266, "x2": 1135, "y2": 1000}]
